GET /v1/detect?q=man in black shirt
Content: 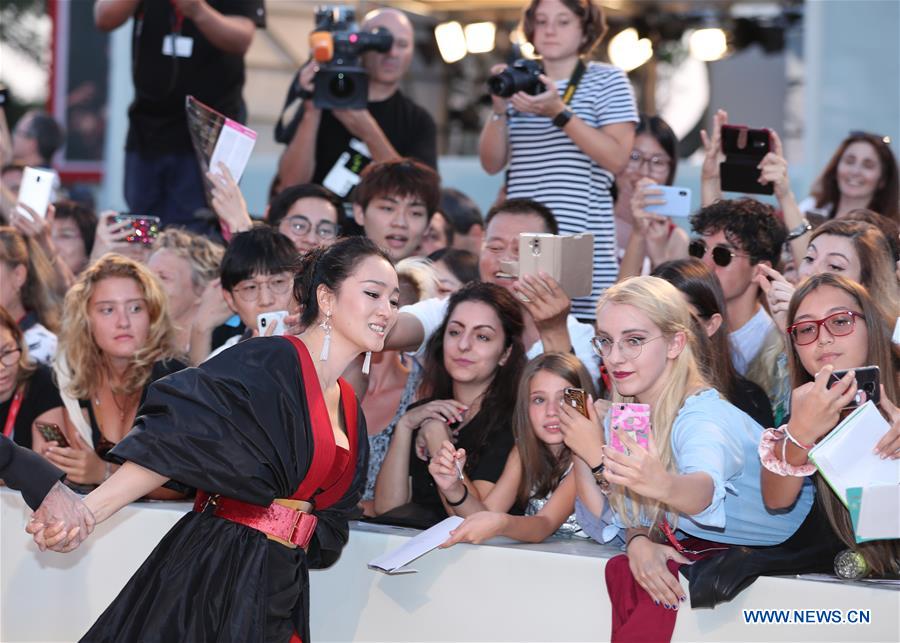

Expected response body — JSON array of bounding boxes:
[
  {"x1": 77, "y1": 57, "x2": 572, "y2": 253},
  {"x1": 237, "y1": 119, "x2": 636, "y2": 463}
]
[
  {"x1": 277, "y1": 8, "x2": 437, "y2": 200},
  {"x1": 94, "y1": 0, "x2": 265, "y2": 232}
]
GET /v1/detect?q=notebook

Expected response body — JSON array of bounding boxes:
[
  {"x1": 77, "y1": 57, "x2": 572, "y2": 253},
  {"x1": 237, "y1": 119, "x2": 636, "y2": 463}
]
[
  {"x1": 847, "y1": 485, "x2": 900, "y2": 543},
  {"x1": 808, "y1": 401, "x2": 900, "y2": 507}
]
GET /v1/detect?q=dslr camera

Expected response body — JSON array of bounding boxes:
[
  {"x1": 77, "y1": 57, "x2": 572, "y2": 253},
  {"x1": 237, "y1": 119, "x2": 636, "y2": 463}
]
[
  {"x1": 309, "y1": 6, "x2": 393, "y2": 110},
  {"x1": 488, "y1": 59, "x2": 546, "y2": 98}
]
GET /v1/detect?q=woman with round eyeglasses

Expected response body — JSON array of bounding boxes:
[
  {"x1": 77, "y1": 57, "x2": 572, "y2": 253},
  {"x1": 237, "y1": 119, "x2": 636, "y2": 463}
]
[
  {"x1": 0, "y1": 306, "x2": 67, "y2": 454},
  {"x1": 266, "y1": 183, "x2": 343, "y2": 254},
  {"x1": 557, "y1": 276, "x2": 813, "y2": 641},
  {"x1": 759, "y1": 272, "x2": 900, "y2": 578},
  {"x1": 617, "y1": 114, "x2": 690, "y2": 279}
]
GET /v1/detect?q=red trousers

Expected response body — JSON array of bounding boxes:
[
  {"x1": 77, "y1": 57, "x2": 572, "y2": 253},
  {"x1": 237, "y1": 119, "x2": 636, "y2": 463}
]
[{"x1": 605, "y1": 537, "x2": 728, "y2": 643}]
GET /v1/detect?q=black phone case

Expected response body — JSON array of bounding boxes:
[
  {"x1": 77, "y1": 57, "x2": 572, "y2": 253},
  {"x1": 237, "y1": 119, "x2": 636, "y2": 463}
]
[{"x1": 719, "y1": 126, "x2": 774, "y2": 195}]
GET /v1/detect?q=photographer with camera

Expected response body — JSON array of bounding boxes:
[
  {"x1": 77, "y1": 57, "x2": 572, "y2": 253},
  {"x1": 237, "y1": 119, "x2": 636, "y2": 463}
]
[
  {"x1": 94, "y1": 0, "x2": 266, "y2": 233},
  {"x1": 479, "y1": 0, "x2": 638, "y2": 322},
  {"x1": 276, "y1": 8, "x2": 437, "y2": 199}
]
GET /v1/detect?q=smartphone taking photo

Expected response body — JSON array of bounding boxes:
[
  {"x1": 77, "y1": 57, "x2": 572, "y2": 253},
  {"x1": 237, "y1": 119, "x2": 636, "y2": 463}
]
[
  {"x1": 828, "y1": 365, "x2": 880, "y2": 409},
  {"x1": 643, "y1": 186, "x2": 692, "y2": 218},
  {"x1": 113, "y1": 214, "x2": 161, "y2": 244},
  {"x1": 16, "y1": 167, "x2": 57, "y2": 221},
  {"x1": 719, "y1": 125, "x2": 773, "y2": 195}
]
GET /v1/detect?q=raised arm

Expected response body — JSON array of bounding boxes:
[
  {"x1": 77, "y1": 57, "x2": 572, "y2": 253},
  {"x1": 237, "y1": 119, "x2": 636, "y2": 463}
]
[
  {"x1": 175, "y1": 0, "x2": 256, "y2": 55},
  {"x1": 94, "y1": 0, "x2": 141, "y2": 31},
  {"x1": 277, "y1": 62, "x2": 321, "y2": 186}
]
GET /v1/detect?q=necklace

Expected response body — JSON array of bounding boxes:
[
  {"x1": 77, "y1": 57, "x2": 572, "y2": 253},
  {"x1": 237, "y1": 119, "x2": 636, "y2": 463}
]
[{"x1": 94, "y1": 388, "x2": 137, "y2": 424}]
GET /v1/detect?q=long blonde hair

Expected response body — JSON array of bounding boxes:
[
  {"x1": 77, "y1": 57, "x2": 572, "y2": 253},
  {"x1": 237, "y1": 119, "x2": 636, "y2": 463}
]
[
  {"x1": 598, "y1": 277, "x2": 708, "y2": 528},
  {"x1": 0, "y1": 226, "x2": 62, "y2": 332},
  {"x1": 59, "y1": 254, "x2": 177, "y2": 397}
]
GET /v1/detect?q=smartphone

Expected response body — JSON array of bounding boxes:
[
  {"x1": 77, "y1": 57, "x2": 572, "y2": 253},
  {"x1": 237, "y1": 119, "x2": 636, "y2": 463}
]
[
  {"x1": 609, "y1": 403, "x2": 651, "y2": 454},
  {"x1": 257, "y1": 310, "x2": 289, "y2": 336},
  {"x1": 828, "y1": 365, "x2": 880, "y2": 409},
  {"x1": 563, "y1": 387, "x2": 589, "y2": 418},
  {"x1": 644, "y1": 185, "x2": 692, "y2": 218},
  {"x1": 113, "y1": 214, "x2": 161, "y2": 244},
  {"x1": 719, "y1": 124, "x2": 774, "y2": 195},
  {"x1": 16, "y1": 167, "x2": 57, "y2": 220},
  {"x1": 36, "y1": 422, "x2": 69, "y2": 448},
  {"x1": 517, "y1": 233, "x2": 594, "y2": 299}
]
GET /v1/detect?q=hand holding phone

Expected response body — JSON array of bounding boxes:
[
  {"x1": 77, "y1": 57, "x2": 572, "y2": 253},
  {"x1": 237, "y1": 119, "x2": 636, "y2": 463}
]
[
  {"x1": 563, "y1": 387, "x2": 589, "y2": 418},
  {"x1": 16, "y1": 167, "x2": 56, "y2": 220},
  {"x1": 36, "y1": 422, "x2": 69, "y2": 448},
  {"x1": 719, "y1": 125, "x2": 774, "y2": 195},
  {"x1": 257, "y1": 310, "x2": 289, "y2": 336},
  {"x1": 642, "y1": 185, "x2": 692, "y2": 218},
  {"x1": 828, "y1": 365, "x2": 880, "y2": 409},
  {"x1": 113, "y1": 214, "x2": 161, "y2": 244},
  {"x1": 609, "y1": 403, "x2": 651, "y2": 455}
]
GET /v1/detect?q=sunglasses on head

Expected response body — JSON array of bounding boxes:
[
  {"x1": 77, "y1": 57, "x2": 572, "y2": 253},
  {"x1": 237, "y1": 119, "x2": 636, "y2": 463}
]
[
  {"x1": 848, "y1": 130, "x2": 892, "y2": 146},
  {"x1": 688, "y1": 240, "x2": 749, "y2": 268}
]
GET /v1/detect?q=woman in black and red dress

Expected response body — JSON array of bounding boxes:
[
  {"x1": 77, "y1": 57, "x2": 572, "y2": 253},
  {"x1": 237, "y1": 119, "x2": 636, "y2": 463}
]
[{"x1": 39, "y1": 237, "x2": 398, "y2": 643}]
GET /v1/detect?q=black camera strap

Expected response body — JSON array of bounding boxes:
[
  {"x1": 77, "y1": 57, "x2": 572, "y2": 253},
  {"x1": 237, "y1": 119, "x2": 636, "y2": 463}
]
[{"x1": 561, "y1": 59, "x2": 586, "y2": 105}]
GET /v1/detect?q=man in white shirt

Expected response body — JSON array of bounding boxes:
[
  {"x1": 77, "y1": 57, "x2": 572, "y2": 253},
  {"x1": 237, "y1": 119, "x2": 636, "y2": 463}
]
[{"x1": 384, "y1": 198, "x2": 600, "y2": 381}]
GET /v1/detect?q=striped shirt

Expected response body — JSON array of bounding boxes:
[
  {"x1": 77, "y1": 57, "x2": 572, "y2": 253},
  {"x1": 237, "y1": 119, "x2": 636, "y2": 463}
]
[{"x1": 506, "y1": 62, "x2": 638, "y2": 320}]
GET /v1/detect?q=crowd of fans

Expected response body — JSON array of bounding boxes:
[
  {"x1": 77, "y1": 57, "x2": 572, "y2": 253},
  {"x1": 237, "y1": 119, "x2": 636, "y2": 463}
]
[{"x1": 1, "y1": 0, "x2": 899, "y2": 640}]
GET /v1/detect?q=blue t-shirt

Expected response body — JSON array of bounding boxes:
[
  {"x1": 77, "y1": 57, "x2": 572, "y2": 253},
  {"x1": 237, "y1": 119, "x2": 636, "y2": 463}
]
[{"x1": 608, "y1": 389, "x2": 814, "y2": 546}]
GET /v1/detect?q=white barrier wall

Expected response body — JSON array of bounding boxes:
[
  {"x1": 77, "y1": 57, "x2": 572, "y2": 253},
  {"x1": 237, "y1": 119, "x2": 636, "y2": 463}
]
[{"x1": 1, "y1": 489, "x2": 897, "y2": 642}]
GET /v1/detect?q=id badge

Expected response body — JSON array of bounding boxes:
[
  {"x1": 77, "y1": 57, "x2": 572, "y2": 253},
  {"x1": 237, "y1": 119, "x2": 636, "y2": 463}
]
[
  {"x1": 162, "y1": 34, "x2": 194, "y2": 58},
  {"x1": 322, "y1": 139, "x2": 372, "y2": 198}
]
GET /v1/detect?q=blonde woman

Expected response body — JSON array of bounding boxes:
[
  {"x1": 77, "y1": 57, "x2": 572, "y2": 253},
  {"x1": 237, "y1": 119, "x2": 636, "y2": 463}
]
[
  {"x1": 46, "y1": 254, "x2": 186, "y2": 496},
  {"x1": 0, "y1": 226, "x2": 62, "y2": 364},
  {"x1": 558, "y1": 276, "x2": 813, "y2": 642},
  {"x1": 146, "y1": 228, "x2": 225, "y2": 360}
]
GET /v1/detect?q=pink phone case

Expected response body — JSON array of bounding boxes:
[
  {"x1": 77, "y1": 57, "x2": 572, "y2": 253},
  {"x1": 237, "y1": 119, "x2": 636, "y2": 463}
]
[{"x1": 609, "y1": 403, "x2": 651, "y2": 454}]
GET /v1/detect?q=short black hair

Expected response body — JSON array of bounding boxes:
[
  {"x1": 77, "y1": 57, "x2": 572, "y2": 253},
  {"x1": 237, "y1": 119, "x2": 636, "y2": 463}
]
[
  {"x1": 484, "y1": 198, "x2": 558, "y2": 235},
  {"x1": 354, "y1": 158, "x2": 440, "y2": 220},
  {"x1": 636, "y1": 113, "x2": 679, "y2": 185},
  {"x1": 20, "y1": 111, "x2": 65, "y2": 165},
  {"x1": 690, "y1": 198, "x2": 786, "y2": 266},
  {"x1": 52, "y1": 200, "x2": 98, "y2": 256},
  {"x1": 267, "y1": 183, "x2": 344, "y2": 229},
  {"x1": 440, "y1": 188, "x2": 483, "y2": 235},
  {"x1": 220, "y1": 226, "x2": 299, "y2": 291},
  {"x1": 427, "y1": 247, "x2": 480, "y2": 285}
]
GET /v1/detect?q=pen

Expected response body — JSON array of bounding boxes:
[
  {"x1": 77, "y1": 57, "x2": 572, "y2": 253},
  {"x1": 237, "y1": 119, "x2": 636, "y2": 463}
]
[{"x1": 455, "y1": 459, "x2": 464, "y2": 481}]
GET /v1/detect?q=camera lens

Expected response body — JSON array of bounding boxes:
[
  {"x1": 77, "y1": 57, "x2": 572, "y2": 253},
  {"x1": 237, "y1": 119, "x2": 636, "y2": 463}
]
[
  {"x1": 487, "y1": 74, "x2": 513, "y2": 98},
  {"x1": 329, "y1": 72, "x2": 355, "y2": 99}
]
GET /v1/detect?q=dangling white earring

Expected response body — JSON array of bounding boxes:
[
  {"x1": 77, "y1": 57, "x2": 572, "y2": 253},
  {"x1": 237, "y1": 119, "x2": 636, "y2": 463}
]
[
  {"x1": 319, "y1": 312, "x2": 332, "y2": 361},
  {"x1": 361, "y1": 351, "x2": 372, "y2": 375}
]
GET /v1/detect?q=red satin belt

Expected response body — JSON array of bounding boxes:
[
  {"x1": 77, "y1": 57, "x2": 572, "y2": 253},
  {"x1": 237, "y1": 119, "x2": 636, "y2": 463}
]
[{"x1": 196, "y1": 494, "x2": 317, "y2": 550}]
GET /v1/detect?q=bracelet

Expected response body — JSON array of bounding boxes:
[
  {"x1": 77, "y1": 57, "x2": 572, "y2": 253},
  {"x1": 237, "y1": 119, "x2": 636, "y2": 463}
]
[
  {"x1": 783, "y1": 424, "x2": 813, "y2": 450},
  {"x1": 786, "y1": 218, "x2": 812, "y2": 241},
  {"x1": 590, "y1": 461, "x2": 612, "y2": 495},
  {"x1": 490, "y1": 112, "x2": 506, "y2": 122},
  {"x1": 758, "y1": 427, "x2": 816, "y2": 477},
  {"x1": 446, "y1": 484, "x2": 469, "y2": 507},
  {"x1": 626, "y1": 532, "x2": 650, "y2": 550}
]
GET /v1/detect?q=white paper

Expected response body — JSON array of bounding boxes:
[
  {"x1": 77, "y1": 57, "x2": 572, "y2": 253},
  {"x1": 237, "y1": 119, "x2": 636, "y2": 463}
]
[
  {"x1": 809, "y1": 401, "x2": 900, "y2": 505},
  {"x1": 857, "y1": 484, "x2": 900, "y2": 540},
  {"x1": 368, "y1": 516, "x2": 463, "y2": 575},
  {"x1": 209, "y1": 119, "x2": 257, "y2": 184}
]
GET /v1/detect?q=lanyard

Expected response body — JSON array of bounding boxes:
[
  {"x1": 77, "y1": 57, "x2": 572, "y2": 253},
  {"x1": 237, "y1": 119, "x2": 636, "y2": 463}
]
[
  {"x1": 560, "y1": 59, "x2": 586, "y2": 105},
  {"x1": 2, "y1": 385, "x2": 25, "y2": 438},
  {"x1": 169, "y1": 0, "x2": 184, "y2": 33}
]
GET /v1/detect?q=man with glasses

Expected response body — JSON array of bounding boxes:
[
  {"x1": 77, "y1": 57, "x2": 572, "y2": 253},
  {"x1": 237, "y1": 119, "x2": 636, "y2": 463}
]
[
  {"x1": 266, "y1": 183, "x2": 343, "y2": 254},
  {"x1": 202, "y1": 226, "x2": 298, "y2": 360},
  {"x1": 689, "y1": 198, "x2": 790, "y2": 422}
]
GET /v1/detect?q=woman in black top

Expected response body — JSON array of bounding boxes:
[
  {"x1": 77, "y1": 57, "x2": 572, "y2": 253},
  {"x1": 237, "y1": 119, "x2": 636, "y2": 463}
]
[
  {"x1": 0, "y1": 307, "x2": 65, "y2": 451},
  {"x1": 653, "y1": 258, "x2": 775, "y2": 428},
  {"x1": 374, "y1": 282, "x2": 526, "y2": 526}
]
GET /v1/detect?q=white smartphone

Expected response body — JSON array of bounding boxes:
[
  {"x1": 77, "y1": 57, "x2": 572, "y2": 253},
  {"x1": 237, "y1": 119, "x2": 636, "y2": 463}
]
[
  {"x1": 16, "y1": 167, "x2": 57, "y2": 221},
  {"x1": 257, "y1": 310, "x2": 289, "y2": 336},
  {"x1": 644, "y1": 185, "x2": 692, "y2": 218}
]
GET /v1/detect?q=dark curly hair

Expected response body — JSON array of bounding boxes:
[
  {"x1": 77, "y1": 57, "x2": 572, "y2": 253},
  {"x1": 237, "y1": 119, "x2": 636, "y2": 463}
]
[
  {"x1": 689, "y1": 198, "x2": 786, "y2": 266},
  {"x1": 419, "y1": 282, "x2": 526, "y2": 473}
]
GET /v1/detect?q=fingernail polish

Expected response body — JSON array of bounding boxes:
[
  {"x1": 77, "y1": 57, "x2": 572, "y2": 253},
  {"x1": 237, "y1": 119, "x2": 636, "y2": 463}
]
[
  {"x1": 664, "y1": 603, "x2": 670, "y2": 609},
  {"x1": 654, "y1": 600, "x2": 660, "y2": 606}
]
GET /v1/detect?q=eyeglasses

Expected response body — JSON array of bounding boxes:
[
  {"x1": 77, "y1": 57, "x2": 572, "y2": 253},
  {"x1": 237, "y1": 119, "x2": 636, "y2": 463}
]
[
  {"x1": 232, "y1": 275, "x2": 293, "y2": 302},
  {"x1": 284, "y1": 215, "x2": 339, "y2": 240},
  {"x1": 848, "y1": 130, "x2": 892, "y2": 146},
  {"x1": 787, "y1": 310, "x2": 865, "y2": 346},
  {"x1": 591, "y1": 335, "x2": 665, "y2": 360},
  {"x1": 0, "y1": 347, "x2": 21, "y2": 367},
  {"x1": 627, "y1": 150, "x2": 671, "y2": 174},
  {"x1": 688, "y1": 240, "x2": 750, "y2": 268}
]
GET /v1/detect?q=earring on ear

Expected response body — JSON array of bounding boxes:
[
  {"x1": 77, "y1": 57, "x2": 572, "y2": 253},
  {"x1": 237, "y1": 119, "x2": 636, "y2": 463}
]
[
  {"x1": 362, "y1": 351, "x2": 372, "y2": 375},
  {"x1": 319, "y1": 312, "x2": 333, "y2": 361}
]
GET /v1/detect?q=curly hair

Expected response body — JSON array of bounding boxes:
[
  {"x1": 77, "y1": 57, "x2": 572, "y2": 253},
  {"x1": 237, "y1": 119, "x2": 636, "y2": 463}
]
[
  {"x1": 59, "y1": 254, "x2": 178, "y2": 398},
  {"x1": 0, "y1": 226, "x2": 61, "y2": 332},
  {"x1": 153, "y1": 228, "x2": 224, "y2": 295},
  {"x1": 689, "y1": 198, "x2": 787, "y2": 266},
  {"x1": 522, "y1": 0, "x2": 608, "y2": 55},
  {"x1": 419, "y1": 282, "x2": 526, "y2": 473}
]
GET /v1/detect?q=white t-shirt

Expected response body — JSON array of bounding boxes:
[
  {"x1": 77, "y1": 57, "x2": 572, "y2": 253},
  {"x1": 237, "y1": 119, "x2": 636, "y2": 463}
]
[
  {"x1": 729, "y1": 306, "x2": 776, "y2": 376},
  {"x1": 400, "y1": 297, "x2": 601, "y2": 382}
]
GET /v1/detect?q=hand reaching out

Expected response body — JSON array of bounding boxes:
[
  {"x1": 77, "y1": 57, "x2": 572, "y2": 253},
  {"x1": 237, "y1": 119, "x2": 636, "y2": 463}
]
[
  {"x1": 25, "y1": 481, "x2": 96, "y2": 553},
  {"x1": 208, "y1": 163, "x2": 253, "y2": 236}
]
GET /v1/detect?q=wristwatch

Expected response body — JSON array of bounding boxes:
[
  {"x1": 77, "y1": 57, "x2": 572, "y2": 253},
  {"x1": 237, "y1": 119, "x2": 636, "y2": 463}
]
[
  {"x1": 590, "y1": 461, "x2": 611, "y2": 495},
  {"x1": 786, "y1": 218, "x2": 812, "y2": 241},
  {"x1": 552, "y1": 108, "x2": 574, "y2": 128}
]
